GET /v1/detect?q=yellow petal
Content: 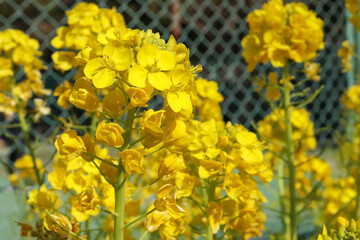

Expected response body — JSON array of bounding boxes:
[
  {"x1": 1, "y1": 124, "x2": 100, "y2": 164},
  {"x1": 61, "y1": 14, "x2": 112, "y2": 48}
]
[
  {"x1": 137, "y1": 43, "x2": 159, "y2": 66},
  {"x1": 84, "y1": 58, "x2": 104, "y2": 79},
  {"x1": 148, "y1": 72, "x2": 171, "y2": 91},
  {"x1": 178, "y1": 92, "x2": 192, "y2": 110},
  {"x1": 158, "y1": 50, "x2": 175, "y2": 71},
  {"x1": 167, "y1": 204, "x2": 186, "y2": 219},
  {"x1": 103, "y1": 45, "x2": 132, "y2": 71},
  {"x1": 128, "y1": 65, "x2": 148, "y2": 88},
  {"x1": 167, "y1": 92, "x2": 181, "y2": 112},
  {"x1": 93, "y1": 68, "x2": 115, "y2": 88}
]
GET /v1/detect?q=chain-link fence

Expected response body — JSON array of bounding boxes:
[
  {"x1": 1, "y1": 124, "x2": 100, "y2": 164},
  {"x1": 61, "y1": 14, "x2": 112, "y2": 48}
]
[{"x1": 0, "y1": 0, "x2": 351, "y2": 162}]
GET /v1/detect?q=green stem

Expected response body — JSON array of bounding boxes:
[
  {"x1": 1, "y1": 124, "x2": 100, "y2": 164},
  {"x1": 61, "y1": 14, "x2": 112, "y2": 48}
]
[
  {"x1": 85, "y1": 152, "x2": 118, "y2": 168},
  {"x1": 114, "y1": 165, "x2": 126, "y2": 240},
  {"x1": 283, "y1": 63, "x2": 297, "y2": 240},
  {"x1": 90, "y1": 113, "x2": 98, "y2": 136},
  {"x1": 15, "y1": 96, "x2": 42, "y2": 186},
  {"x1": 277, "y1": 159, "x2": 290, "y2": 239},
  {"x1": 114, "y1": 108, "x2": 136, "y2": 240},
  {"x1": 125, "y1": 178, "x2": 160, "y2": 201},
  {"x1": 123, "y1": 208, "x2": 156, "y2": 229},
  {"x1": 206, "y1": 180, "x2": 216, "y2": 240},
  {"x1": 96, "y1": 206, "x2": 118, "y2": 217},
  {"x1": 91, "y1": 159, "x2": 116, "y2": 188}
]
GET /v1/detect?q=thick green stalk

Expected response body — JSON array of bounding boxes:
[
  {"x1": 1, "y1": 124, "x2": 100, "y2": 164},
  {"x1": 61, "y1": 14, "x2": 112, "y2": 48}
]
[
  {"x1": 114, "y1": 166, "x2": 126, "y2": 240},
  {"x1": 206, "y1": 180, "x2": 215, "y2": 240},
  {"x1": 282, "y1": 64, "x2": 297, "y2": 240},
  {"x1": 277, "y1": 159, "x2": 290, "y2": 239},
  {"x1": 15, "y1": 96, "x2": 42, "y2": 185},
  {"x1": 114, "y1": 108, "x2": 136, "y2": 240}
]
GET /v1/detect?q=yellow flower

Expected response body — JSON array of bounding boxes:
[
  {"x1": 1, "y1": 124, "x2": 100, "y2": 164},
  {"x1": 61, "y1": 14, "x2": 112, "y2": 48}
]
[
  {"x1": 55, "y1": 129, "x2": 86, "y2": 157},
  {"x1": 154, "y1": 184, "x2": 186, "y2": 220},
  {"x1": 198, "y1": 160, "x2": 223, "y2": 179},
  {"x1": 69, "y1": 195, "x2": 99, "y2": 222},
  {"x1": 43, "y1": 212, "x2": 72, "y2": 235},
  {"x1": 146, "y1": 209, "x2": 169, "y2": 232},
  {"x1": 69, "y1": 77, "x2": 99, "y2": 112},
  {"x1": 196, "y1": 78, "x2": 224, "y2": 103},
  {"x1": 166, "y1": 91, "x2": 192, "y2": 113},
  {"x1": 119, "y1": 149, "x2": 145, "y2": 175},
  {"x1": 27, "y1": 184, "x2": 59, "y2": 211},
  {"x1": 304, "y1": 62, "x2": 321, "y2": 81},
  {"x1": 8, "y1": 173, "x2": 19, "y2": 187},
  {"x1": 175, "y1": 172, "x2": 199, "y2": 198},
  {"x1": 128, "y1": 43, "x2": 175, "y2": 91},
  {"x1": 79, "y1": 185, "x2": 100, "y2": 210},
  {"x1": 53, "y1": 81, "x2": 72, "y2": 109},
  {"x1": 127, "y1": 87, "x2": 151, "y2": 108},
  {"x1": 158, "y1": 153, "x2": 185, "y2": 178},
  {"x1": 84, "y1": 43, "x2": 133, "y2": 88},
  {"x1": 101, "y1": 88, "x2": 126, "y2": 117},
  {"x1": 337, "y1": 216, "x2": 350, "y2": 227},
  {"x1": 141, "y1": 109, "x2": 165, "y2": 148},
  {"x1": 66, "y1": 2, "x2": 99, "y2": 26},
  {"x1": 14, "y1": 154, "x2": 44, "y2": 181},
  {"x1": 265, "y1": 72, "x2": 281, "y2": 101},
  {"x1": 48, "y1": 168, "x2": 67, "y2": 190},
  {"x1": 338, "y1": 40, "x2": 355, "y2": 73},
  {"x1": 242, "y1": 0, "x2": 324, "y2": 70},
  {"x1": 0, "y1": 57, "x2": 13, "y2": 79},
  {"x1": 341, "y1": 84, "x2": 360, "y2": 113},
  {"x1": 52, "y1": 51, "x2": 77, "y2": 72},
  {"x1": 96, "y1": 120, "x2": 125, "y2": 148}
]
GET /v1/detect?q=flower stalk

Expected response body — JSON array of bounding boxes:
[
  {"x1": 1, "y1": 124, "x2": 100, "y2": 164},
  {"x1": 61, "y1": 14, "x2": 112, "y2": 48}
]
[
  {"x1": 114, "y1": 108, "x2": 136, "y2": 240},
  {"x1": 15, "y1": 95, "x2": 42, "y2": 186},
  {"x1": 282, "y1": 63, "x2": 297, "y2": 240}
]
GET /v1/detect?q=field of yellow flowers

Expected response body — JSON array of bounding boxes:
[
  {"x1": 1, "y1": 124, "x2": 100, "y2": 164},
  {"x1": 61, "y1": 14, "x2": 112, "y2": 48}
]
[{"x1": 0, "y1": 0, "x2": 360, "y2": 239}]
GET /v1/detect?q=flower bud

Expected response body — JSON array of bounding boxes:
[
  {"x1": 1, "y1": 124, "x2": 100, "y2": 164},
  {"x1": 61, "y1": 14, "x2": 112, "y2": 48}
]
[
  {"x1": 69, "y1": 77, "x2": 98, "y2": 112},
  {"x1": 119, "y1": 149, "x2": 145, "y2": 175},
  {"x1": 128, "y1": 87, "x2": 151, "y2": 108},
  {"x1": 43, "y1": 213, "x2": 72, "y2": 235},
  {"x1": 55, "y1": 130, "x2": 86, "y2": 157},
  {"x1": 96, "y1": 120, "x2": 124, "y2": 148}
]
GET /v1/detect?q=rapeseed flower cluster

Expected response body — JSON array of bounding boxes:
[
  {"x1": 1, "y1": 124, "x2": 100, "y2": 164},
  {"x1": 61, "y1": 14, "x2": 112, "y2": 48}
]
[
  {"x1": 317, "y1": 217, "x2": 360, "y2": 240},
  {"x1": 16, "y1": 3, "x2": 272, "y2": 240},
  {"x1": 5, "y1": 1, "x2": 359, "y2": 239},
  {"x1": 346, "y1": 0, "x2": 360, "y2": 30},
  {"x1": 242, "y1": 0, "x2": 324, "y2": 71},
  {"x1": 0, "y1": 29, "x2": 50, "y2": 117}
]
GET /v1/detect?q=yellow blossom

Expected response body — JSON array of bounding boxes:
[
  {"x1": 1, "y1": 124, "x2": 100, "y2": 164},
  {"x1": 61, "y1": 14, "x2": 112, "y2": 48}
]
[
  {"x1": 96, "y1": 120, "x2": 125, "y2": 148},
  {"x1": 84, "y1": 43, "x2": 133, "y2": 88},
  {"x1": 101, "y1": 88, "x2": 126, "y2": 117},
  {"x1": 338, "y1": 40, "x2": 355, "y2": 73},
  {"x1": 127, "y1": 87, "x2": 151, "y2": 108},
  {"x1": 69, "y1": 77, "x2": 99, "y2": 112},
  {"x1": 128, "y1": 43, "x2": 175, "y2": 91},
  {"x1": 43, "y1": 212, "x2": 72, "y2": 235},
  {"x1": 158, "y1": 153, "x2": 185, "y2": 178},
  {"x1": 27, "y1": 184, "x2": 59, "y2": 211},
  {"x1": 119, "y1": 149, "x2": 145, "y2": 175},
  {"x1": 52, "y1": 51, "x2": 77, "y2": 72},
  {"x1": 55, "y1": 129, "x2": 86, "y2": 157},
  {"x1": 79, "y1": 185, "x2": 100, "y2": 210},
  {"x1": 141, "y1": 109, "x2": 165, "y2": 148}
]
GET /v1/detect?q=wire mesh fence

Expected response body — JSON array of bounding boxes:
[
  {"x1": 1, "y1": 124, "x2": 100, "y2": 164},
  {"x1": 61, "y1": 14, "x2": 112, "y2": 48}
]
[{"x1": 0, "y1": 0, "x2": 350, "y2": 162}]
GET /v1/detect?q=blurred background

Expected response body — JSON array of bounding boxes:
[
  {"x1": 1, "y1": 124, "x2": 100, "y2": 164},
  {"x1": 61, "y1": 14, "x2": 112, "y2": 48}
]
[{"x1": 0, "y1": 0, "x2": 359, "y2": 238}]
